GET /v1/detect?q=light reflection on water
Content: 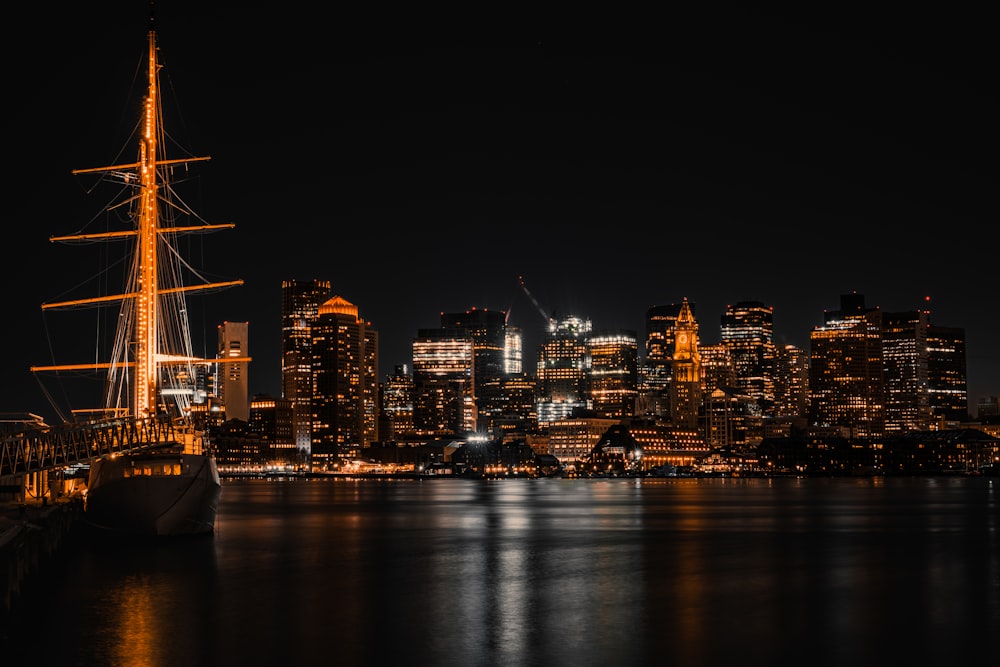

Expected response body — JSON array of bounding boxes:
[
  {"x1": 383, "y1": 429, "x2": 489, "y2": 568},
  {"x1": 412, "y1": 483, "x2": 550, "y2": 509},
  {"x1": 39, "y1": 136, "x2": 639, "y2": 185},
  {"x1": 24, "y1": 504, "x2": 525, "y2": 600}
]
[{"x1": 3, "y1": 476, "x2": 998, "y2": 666}]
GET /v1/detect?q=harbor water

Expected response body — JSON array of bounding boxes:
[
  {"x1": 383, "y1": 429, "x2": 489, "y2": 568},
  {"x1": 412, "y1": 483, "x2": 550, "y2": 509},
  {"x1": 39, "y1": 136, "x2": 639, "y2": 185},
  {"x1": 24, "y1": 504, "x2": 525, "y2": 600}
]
[{"x1": 3, "y1": 476, "x2": 998, "y2": 666}]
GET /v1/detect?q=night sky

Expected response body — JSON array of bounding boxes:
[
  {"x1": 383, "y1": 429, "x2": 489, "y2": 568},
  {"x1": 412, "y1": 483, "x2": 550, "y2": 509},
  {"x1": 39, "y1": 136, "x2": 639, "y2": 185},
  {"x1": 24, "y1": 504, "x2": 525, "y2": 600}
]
[{"x1": 4, "y1": 3, "x2": 995, "y2": 422}]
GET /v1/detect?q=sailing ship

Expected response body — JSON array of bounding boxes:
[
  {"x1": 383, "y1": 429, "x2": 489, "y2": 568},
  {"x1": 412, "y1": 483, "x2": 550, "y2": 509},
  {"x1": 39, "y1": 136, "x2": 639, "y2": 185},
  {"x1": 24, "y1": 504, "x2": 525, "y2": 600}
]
[{"x1": 30, "y1": 20, "x2": 247, "y2": 536}]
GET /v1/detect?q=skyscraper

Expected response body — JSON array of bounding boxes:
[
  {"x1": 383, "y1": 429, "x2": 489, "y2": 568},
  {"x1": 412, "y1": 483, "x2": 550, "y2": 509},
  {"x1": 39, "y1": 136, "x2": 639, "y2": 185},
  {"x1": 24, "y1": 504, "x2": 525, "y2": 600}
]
[
  {"x1": 719, "y1": 300, "x2": 777, "y2": 413},
  {"x1": 310, "y1": 294, "x2": 378, "y2": 467},
  {"x1": 440, "y1": 308, "x2": 508, "y2": 432},
  {"x1": 281, "y1": 279, "x2": 332, "y2": 458},
  {"x1": 809, "y1": 293, "x2": 885, "y2": 437},
  {"x1": 882, "y1": 309, "x2": 933, "y2": 432},
  {"x1": 926, "y1": 323, "x2": 969, "y2": 423},
  {"x1": 411, "y1": 328, "x2": 476, "y2": 436},
  {"x1": 587, "y1": 329, "x2": 638, "y2": 419},
  {"x1": 536, "y1": 315, "x2": 592, "y2": 424}
]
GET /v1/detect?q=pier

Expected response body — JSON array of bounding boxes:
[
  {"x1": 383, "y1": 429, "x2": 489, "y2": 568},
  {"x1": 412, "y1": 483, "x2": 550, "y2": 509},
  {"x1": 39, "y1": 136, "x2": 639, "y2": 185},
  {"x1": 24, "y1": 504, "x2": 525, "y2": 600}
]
[{"x1": 0, "y1": 496, "x2": 82, "y2": 623}]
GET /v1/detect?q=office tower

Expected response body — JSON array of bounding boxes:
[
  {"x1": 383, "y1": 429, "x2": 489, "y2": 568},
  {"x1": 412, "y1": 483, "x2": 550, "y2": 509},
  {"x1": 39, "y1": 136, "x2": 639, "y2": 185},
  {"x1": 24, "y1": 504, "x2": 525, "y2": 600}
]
[
  {"x1": 505, "y1": 325, "x2": 523, "y2": 375},
  {"x1": 719, "y1": 300, "x2": 777, "y2": 414},
  {"x1": 281, "y1": 279, "x2": 331, "y2": 457},
  {"x1": 310, "y1": 294, "x2": 378, "y2": 468},
  {"x1": 638, "y1": 303, "x2": 691, "y2": 417},
  {"x1": 809, "y1": 293, "x2": 885, "y2": 437},
  {"x1": 773, "y1": 343, "x2": 809, "y2": 418},
  {"x1": 536, "y1": 315, "x2": 592, "y2": 424},
  {"x1": 587, "y1": 329, "x2": 638, "y2": 419},
  {"x1": 882, "y1": 309, "x2": 933, "y2": 432},
  {"x1": 411, "y1": 328, "x2": 475, "y2": 436},
  {"x1": 217, "y1": 321, "x2": 249, "y2": 421},
  {"x1": 926, "y1": 324, "x2": 969, "y2": 423},
  {"x1": 440, "y1": 308, "x2": 508, "y2": 432},
  {"x1": 669, "y1": 298, "x2": 702, "y2": 430},
  {"x1": 699, "y1": 343, "x2": 737, "y2": 395},
  {"x1": 248, "y1": 394, "x2": 297, "y2": 469},
  {"x1": 497, "y1": 372, "x2": 539, "y2": 436},
  {"x1": 382, "y1": 364, "x2": 416, "y2": 440}
]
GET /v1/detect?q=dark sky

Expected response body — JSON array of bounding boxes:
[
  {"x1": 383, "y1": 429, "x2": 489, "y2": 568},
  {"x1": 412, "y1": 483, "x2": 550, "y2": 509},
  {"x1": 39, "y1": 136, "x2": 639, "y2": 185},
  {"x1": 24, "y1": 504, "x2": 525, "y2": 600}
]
[{"x1": 4, "y1": 3, "x2": 996, "y2": 422}]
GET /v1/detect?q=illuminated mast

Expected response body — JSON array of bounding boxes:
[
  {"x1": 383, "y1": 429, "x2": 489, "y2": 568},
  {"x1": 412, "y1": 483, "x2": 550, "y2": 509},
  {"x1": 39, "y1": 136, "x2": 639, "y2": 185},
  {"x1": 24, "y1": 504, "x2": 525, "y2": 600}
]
[{"x1": 135, "y1": 27, "x2": 160, "y2": 417}]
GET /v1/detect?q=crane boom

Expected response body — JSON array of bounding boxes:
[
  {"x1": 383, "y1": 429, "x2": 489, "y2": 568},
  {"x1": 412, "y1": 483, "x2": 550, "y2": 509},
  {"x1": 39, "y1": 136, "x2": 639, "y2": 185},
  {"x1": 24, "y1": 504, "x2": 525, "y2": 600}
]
[{"x1": 518, "y1": 276, "x2": 555, "y2": 328}]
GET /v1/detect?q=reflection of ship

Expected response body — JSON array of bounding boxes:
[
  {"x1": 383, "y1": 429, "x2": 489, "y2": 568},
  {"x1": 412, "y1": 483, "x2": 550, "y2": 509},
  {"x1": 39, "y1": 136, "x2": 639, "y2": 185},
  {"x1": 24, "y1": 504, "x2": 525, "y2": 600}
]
[{"x1": 30, "y1": 18, "x2": 247, "y2": 536}]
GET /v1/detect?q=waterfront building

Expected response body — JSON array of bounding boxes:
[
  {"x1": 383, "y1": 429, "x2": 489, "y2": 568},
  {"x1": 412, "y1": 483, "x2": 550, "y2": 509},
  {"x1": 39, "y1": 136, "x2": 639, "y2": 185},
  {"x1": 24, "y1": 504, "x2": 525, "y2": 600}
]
[
  {"x1": 622, "y1": 418, "x2": 710, "y2": 470},
  {"x1": 809, "y1": 292, "x2": 885, "y2": 438},
  {"x1": 217, "y1": 321, "x2": 250, "y2": 421},
  {"x1": 248, "y1": 394, "x2": 298, "y2": 469},
  {"x1": 281, "y1": 279, "x2": 332, "y2": 458},
  {"x1": 544, "y1": 416, "x2": 618, "y2": 467},
  {"x1": 587, "y1": 329, "x2": 638, "y2": 419},
  {"x1": 212, "y1": 418, "x2": 265, "y2": 471},
  {"x1": 310, "y1": 295, "x2": 378, "y2": 467}
]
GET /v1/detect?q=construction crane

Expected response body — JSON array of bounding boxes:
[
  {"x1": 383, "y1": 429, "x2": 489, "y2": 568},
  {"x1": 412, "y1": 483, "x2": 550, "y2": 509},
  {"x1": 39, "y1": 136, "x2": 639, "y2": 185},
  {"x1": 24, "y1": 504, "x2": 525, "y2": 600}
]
[{"x1": 518, "y1": 276, "x2": 556, "y2": 330}]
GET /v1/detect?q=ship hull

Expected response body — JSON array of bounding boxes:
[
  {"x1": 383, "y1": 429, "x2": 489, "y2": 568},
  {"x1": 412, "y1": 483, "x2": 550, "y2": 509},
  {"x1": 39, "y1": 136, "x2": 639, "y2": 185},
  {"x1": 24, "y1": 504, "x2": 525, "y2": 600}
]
[{"x1": 85, "y1": 451, "x2": 221, "y2": 537}]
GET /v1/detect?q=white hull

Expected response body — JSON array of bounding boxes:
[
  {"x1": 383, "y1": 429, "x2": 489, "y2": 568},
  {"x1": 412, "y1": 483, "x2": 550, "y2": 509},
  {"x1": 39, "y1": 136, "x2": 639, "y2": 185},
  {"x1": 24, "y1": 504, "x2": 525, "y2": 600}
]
[{"x1": 85, "y1": 451, "x2": 221, "y2": 536}]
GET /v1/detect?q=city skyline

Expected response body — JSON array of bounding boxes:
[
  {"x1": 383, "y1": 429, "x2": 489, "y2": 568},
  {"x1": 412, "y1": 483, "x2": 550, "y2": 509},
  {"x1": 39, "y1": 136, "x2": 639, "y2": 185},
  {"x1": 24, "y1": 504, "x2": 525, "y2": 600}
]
[{"x1": 4, "y1": 5, "x2": 995, "y2": 422}]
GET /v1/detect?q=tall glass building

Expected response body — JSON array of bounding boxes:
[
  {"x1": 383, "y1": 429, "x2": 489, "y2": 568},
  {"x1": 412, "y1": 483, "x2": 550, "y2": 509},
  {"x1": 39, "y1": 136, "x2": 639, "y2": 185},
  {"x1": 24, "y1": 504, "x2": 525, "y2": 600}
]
[{"x1": 281, "y1": 279, "x2": 331, "y2": 457}]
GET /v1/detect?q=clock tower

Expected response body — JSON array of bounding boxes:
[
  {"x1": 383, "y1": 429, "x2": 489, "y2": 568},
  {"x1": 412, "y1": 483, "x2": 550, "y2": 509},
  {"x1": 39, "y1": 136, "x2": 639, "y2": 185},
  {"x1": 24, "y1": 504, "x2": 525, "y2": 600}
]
[{"x1": 670, "y1": 298, "x2": 702, "y2": 429}]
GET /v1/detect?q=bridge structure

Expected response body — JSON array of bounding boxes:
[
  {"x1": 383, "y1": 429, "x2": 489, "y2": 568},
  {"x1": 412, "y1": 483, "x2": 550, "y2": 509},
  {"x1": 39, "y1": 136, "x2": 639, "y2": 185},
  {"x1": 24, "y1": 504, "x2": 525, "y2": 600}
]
[{"x1": 0, "y1": 416, "x2": 177, "y2": 483}]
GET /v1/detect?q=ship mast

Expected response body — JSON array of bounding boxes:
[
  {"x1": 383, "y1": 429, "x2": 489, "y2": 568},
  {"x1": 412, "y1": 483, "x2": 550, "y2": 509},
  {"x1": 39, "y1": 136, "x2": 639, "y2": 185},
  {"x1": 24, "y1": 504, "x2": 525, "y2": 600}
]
[
  {"x1": 31, "y1": 21, "x2": 251, "y2": 423},
  {"x1": 135, "y1": 27, "x2": 160, "y2": 417}
]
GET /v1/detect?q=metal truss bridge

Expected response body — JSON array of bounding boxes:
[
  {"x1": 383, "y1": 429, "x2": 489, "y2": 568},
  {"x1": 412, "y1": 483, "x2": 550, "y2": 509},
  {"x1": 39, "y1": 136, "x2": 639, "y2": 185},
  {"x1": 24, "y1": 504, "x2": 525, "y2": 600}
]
[{"x1": 0, "y1": 417, "x2": 178, "y2": 481}]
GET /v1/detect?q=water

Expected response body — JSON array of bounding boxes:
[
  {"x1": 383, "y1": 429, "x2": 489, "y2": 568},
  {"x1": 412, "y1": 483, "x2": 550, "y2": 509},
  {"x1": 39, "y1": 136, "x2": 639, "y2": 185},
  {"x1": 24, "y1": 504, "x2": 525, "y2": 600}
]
[{"x1": 4, "y1": 476, "x2": 999, "y2": 666}]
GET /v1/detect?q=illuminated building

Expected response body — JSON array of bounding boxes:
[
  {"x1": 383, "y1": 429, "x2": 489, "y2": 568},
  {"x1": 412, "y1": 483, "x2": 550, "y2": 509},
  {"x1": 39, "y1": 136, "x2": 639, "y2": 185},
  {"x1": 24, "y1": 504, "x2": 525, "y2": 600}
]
[
  {"x1": 773, "y1": 343, "x2": 809, "y2": 418},
  {"x1": 719, "y1": 300, "x2": 776, "y2": 412},
  {"x1": 505, "y1": 325, "x2": 524, "y2": 375},
  {"x1": 217, "y1": 321, "x2": 249, "y2": 421},
  {"x1": 587, "y1": 329, "x2": 638, "y2": 419},
  {"x1": 310, "y1": 295, "x2": 378, "y2": 467},
  {"x1": 699, "y1": 343, "x2": 736, "y2": 395},
  {"x1": 545, "y1": 416, "x2": 618, "y2": 466},
  {"x1": 882, "y1": 309, "x2": 933, "y2": 432},
  {"x1": 669, "y1": 298, "x2": 702, "y2": 430},
  {"x1": 440, "y1": 308, "x2": 508, "y2": 432},
  {"x1": 926, "y1": 324, "x2": 969, "y2": 423},
  {"x1": 496, "y1": 372, "x2": 539, "y2": 438},
  {"x1": 248, "y1": 394, "x2": 298, "y2": 469},
  {"x1": 808, "y1": 293, "x2": 885, "y2": 438},
  {"x1": 623, "y1": 418, "x2": 710, "y2": 470},
  {"x1": 381, "y1": 364, "x2": 415, "y2": 440},
  {"x1": 638, "y1": 302, "x2": 691, "y2": 417},
  {"x1": 281, "y1": 279, "x2": 331, "y2": 457},
  {"x1": 411, "y1": 328, "x2": 475, "y2": 436},
  {"x1": 536, "y1": 315, "x2": 592, "y2": 424}
]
